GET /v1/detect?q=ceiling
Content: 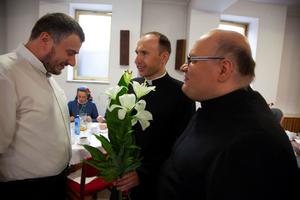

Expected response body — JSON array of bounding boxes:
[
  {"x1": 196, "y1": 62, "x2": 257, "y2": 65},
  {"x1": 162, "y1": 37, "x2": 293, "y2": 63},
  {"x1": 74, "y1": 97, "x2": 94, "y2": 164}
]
[
  {"x1": 145, "y1": 0, "x2": 300, "y2": 16},
  {"x1": 246, "y1": 0, "x2": 300, "y2": 6}
]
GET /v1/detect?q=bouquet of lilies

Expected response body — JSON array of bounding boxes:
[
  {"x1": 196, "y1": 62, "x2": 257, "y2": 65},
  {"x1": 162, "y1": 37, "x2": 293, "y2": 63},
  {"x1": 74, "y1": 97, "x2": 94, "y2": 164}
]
[{"x1": 83, "y1": 70, "x2": 155, "y2": 199}]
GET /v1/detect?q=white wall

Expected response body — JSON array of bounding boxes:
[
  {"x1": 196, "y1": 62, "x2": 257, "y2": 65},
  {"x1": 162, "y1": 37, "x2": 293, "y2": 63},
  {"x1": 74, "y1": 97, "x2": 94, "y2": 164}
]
[
  {"x1": 187, "y1": 8, "x2": 220, "y2": 52},
  {"x1": 277, "y1": 15, "x2": 300, "y2": 116},
  {"x1": 0, "y1": 1, "x2": 6, "y2": 54},
  {"x1": 5, "y1": 0, "x2": 39, "y2": 52},
  {"x1": 141, "y1": 0, "x2": 188, "y2": 81},
  {"x1": 224, "y1": 1, "x2": 287, "y2": 105}
]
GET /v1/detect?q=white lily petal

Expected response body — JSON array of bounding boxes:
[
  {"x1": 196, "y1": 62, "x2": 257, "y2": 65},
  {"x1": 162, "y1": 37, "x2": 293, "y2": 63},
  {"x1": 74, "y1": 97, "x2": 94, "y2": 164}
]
[
  {"x1": 133, "y1": 109, "x2": 153, "y2": 130},
  {"x1": 136, "y1": 110, "x2": 153, "y2": 121},
  {"x1": 105, "y1": 86, "x2": 123, "y2": 100},
  {"x1": 118, "y1": 108, "x2": 127, "y2": 120},
  {"x1": 108, "y1": 104, "x2": 123, "y2": 112},
  {"x1": 139, "y1": 119, "x2": 150, "y2": 130},
  {"x1": 119, "y1": 94, "x2": 136, "y2": 110},
  {"x1": 132, "y1": 81, "x2": 155, "y2": 99},
  {"x1": 135, "y1": 100, "x2": 146, "y2": 111}
]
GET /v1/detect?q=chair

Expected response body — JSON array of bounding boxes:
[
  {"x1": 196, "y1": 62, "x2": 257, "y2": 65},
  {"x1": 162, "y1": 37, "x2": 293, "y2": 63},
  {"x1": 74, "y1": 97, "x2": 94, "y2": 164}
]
[{"x1": 67, "y1": 159, "x2": 112, "y2": 200}]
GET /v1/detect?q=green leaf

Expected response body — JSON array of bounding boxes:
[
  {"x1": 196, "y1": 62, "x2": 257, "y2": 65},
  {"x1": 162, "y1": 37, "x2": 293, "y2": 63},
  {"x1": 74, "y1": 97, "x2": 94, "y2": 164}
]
[
  {"x1": 93, "y1": 134, "x2": 114, "y2": 156},
  {"x1": 123, "y1": 161, "x2": 141, "y2": 174},
  {"x1": 82, "y1": 145, "x2": 106, "y2": 161}
]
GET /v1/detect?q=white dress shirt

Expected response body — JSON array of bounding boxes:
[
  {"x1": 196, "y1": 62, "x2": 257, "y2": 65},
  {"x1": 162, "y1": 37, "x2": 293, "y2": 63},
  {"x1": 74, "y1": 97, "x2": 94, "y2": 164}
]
[{"x1": 0, "y1": 44, "x2": 71, "y2": 181}]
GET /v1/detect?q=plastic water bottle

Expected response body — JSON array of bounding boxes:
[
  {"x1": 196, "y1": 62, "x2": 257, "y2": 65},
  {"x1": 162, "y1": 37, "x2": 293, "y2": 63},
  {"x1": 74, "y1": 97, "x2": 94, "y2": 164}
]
[{"x1": 74, "y1": 115, "x2": 80, "y2": 135}]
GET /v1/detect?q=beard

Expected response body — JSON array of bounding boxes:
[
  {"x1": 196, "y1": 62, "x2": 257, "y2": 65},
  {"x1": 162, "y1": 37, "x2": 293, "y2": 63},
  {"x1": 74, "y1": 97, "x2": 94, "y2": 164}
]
[{"x1": 42, "y1": 47, "x2": 64, "y2": 75}]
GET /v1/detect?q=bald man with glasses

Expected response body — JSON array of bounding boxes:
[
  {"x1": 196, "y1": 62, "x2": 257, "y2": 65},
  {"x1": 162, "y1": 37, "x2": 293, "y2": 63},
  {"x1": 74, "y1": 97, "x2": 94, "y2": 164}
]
[{"x1": 157, "y1": 29, "x2": 299, "y2": 200}]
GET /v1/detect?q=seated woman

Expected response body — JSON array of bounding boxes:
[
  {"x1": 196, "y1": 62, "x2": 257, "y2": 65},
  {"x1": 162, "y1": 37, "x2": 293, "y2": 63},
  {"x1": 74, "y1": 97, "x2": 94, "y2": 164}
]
[
  {"x1": 270, "y1": 107, "x2": 284, "y2": 126},
  {"x1": 271, "y1": 107, "x2": 300, "y2": 158},
  {"x1": 68, "y1": 86, "x2": 99, "y2": 122}
]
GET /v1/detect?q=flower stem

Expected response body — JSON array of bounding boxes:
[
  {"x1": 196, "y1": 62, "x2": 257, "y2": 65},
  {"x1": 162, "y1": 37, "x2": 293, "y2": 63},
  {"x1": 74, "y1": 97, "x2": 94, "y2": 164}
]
[{"x1": 118, "y1": 191, "x2": 122, "y2": 200}]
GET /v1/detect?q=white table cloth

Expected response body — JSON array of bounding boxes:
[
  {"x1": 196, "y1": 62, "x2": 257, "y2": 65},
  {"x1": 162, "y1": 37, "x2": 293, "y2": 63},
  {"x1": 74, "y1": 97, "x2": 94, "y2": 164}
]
[{"x1": 70, "y1": 122, "x2": 108, "y2": 165}]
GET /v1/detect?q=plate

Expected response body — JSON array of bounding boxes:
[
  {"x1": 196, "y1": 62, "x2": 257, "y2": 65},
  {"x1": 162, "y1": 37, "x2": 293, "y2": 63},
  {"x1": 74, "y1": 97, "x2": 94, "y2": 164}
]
[{"x1": 77, "y1": 141, "x2": 90, "y2": 146}]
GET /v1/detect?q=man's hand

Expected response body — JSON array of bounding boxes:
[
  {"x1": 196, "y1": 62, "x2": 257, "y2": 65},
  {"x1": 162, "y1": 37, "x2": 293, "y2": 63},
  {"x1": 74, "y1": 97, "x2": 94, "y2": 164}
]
[{"x1": 113, "y1": 170, "x2": 140, "y2": 192}]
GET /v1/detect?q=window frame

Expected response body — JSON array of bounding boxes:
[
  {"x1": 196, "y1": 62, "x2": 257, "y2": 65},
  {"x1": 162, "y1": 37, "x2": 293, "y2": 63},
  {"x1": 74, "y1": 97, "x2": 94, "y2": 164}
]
[
  {"x1": 73, "y1": 9, "x2": 112, "y2": 83},
  {"x1": 219, "y1": 20, "x2": 248, "y2": 37}
]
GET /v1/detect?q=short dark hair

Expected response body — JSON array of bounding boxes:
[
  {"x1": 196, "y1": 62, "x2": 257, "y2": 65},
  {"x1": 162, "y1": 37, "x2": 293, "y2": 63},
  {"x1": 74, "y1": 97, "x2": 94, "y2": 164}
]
[
  {"x1": 29, "y1": 12, "x2": 85, "y2": 43},
  {"x1": 216, "y1": 38, "x2": 255, "y2": 78},
  {"x1": 271, "y1": 108, "x2": 283, "y2": 123},
  {"x1": 144, "y1": 31, "x2": 171, "y2": 55}
]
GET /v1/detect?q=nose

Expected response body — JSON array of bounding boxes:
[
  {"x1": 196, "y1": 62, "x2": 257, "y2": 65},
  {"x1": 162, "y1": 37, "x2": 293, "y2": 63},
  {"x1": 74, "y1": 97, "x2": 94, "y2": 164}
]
[
  {"x1": 134, "y1": 55, "x2": 139, "y2": 65},
  {"x1": 180, "y1": 63, "x2": 188, "y2": 72},
  {"x1": 135, "y1": 54, "x2": 142, "y2": 65},
  {"x1": 68, "y1": 55, "x2": 76, "y2": 67}
]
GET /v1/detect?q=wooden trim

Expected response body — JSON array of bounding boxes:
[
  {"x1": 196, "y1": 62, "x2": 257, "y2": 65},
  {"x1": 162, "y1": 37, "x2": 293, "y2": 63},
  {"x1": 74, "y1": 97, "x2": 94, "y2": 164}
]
[
  {"x1": 120, "y1": 30, "x2": 130, "y2": 65},
  {"x1": 175, "y1": 39, "x2": 186, "y2": 70},
  {"x1": 282, "y1": 117, "x2": 300, "y2": 133}
]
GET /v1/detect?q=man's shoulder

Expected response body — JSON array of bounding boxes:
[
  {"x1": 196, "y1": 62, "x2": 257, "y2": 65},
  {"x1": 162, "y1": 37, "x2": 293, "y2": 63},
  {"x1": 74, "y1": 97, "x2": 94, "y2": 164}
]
[
  {"x1": 0, "y1": 52, "x2": 21, "y2": 73},
  {"x1": 132, "y1": 77, "x2": 145, "y2": 83},
  {"x1": 166, "y1": 74, "x2": 183, "y2": 86}
]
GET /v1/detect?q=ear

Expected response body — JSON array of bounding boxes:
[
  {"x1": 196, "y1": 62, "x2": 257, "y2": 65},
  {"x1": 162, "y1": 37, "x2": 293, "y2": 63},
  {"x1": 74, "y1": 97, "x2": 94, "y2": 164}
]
[
  {"x1": 160, "y1": 51, "x2": 170, "y2": 65},
  {"x1": 217, "y1": 58, "x2": 234, "y2": 82},
  {"x1": 38, "y1": 32, "x2": 53, "y2": 50}
]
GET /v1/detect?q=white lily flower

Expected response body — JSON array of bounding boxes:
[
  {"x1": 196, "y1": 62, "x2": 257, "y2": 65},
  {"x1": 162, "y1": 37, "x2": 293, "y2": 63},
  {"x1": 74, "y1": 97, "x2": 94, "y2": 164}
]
[
  {"x1": 135, "y1": 110, "x2": 152, "y2": 130},
  {"x1": 132, "y1": 81, "x2": 155, "y2": 99},
  {"x1": 105, "y1": 86, "x2": 123, "y2": 100},
  {"x1": 132, "y1": 100, "x2": 153, "y2": 130},
  {"x1": 108, "y1": 94, "x2": 136, "y2": 120},
  {"x1": 119, "y1": 94, "x2": 136, "y2": 110},
  {"x1": 134, "y1": 99, "x2": 146, "y2": 111},
  {"x1": 107, "y1": 104, "x2": 127, "y2": 120}
]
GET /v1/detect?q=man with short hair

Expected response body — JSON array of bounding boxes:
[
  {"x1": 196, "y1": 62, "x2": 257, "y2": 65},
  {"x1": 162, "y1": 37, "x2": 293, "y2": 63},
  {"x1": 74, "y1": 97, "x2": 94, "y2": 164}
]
[
  {"x1": 0, "y1": 13, "x2": 85, "y2": 199},
  {"x1": 111, "y1": 32, "x2": 195, "y2": 200},
  {"x1": 157, "y1": 29, "x2": 299, "y2": 200}
]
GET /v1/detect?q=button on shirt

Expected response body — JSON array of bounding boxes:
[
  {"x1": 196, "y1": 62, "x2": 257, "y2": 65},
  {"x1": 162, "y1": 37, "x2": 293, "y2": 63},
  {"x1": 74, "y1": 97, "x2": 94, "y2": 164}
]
[{"x1": 0, "y1": 44, "x2": 71, "y2": 181}]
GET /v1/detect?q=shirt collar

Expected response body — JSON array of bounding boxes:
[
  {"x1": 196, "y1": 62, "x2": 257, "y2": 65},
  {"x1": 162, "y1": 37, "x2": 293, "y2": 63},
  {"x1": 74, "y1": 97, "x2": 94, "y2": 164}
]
[
  {"x1": 15, "y1": 43, "x2": 48, "y2": 76},
  {"x1": 145, "y1": 71, "x2": 167, "y2": 86}
]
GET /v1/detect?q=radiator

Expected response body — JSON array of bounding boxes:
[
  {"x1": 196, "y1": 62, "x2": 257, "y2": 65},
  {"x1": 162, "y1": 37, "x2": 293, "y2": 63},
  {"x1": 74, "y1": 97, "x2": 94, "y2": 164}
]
[{"x1": 282, "y1": 117, "x2": 300, "y2": 133}]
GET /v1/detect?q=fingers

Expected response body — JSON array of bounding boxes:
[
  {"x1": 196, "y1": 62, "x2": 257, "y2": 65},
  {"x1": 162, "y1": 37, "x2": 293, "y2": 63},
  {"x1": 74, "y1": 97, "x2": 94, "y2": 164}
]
[
  {"x1": 87, "y1": 116, "x2": 92, "y2": 122},
  {"x1": 97, "y1": 115, "x2": 105, "y2": 123},
  {"x1": 113, "y1": 171, "x2": 140, "y2": 192}
]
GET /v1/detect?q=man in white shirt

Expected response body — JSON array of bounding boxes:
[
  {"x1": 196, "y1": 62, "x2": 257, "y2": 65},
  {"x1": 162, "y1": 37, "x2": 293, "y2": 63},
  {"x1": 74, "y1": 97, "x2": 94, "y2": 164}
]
[{"x1": 0, "y1": 13, "x2": 85, "y2": 199}]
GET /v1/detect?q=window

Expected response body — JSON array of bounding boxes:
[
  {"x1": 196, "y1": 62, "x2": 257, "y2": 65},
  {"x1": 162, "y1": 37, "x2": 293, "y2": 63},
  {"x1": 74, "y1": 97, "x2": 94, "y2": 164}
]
[
  {"x1": 74, "y1": 10, "x2": 111, "y2": 82},
  {"x1": 218, "y1": 20, "x2": 248, "y2": 36}
]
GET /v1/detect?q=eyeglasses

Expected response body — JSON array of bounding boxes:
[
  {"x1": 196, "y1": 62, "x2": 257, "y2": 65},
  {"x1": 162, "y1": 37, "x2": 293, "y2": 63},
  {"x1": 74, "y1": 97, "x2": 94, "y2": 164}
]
[{"x1": 187, "y1": 55, "x2": 225, "y2": 65}]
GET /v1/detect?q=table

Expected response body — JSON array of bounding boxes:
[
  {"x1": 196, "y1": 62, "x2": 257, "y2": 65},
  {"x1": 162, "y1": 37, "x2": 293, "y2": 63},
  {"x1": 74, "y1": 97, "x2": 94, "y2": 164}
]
[{"x1": 70, "y1": 122, "x2": 108, "y2": 165}]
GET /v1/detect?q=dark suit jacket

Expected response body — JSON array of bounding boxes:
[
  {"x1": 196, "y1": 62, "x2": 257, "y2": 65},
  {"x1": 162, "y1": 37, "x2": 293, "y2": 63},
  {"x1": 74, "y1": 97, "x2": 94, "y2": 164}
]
[{"x1": 111, "y1": 73, "x2": 195, "y2": 200}]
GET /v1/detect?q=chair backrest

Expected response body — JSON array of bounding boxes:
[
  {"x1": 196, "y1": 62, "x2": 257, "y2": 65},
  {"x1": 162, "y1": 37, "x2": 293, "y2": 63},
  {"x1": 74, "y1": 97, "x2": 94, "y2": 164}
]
[
  {"x1": 80, "y1": 161, "x2": 100, "y2": 199},
  {"x1": 67, "y1": 158, "x2": 112, "y2": 200}
]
